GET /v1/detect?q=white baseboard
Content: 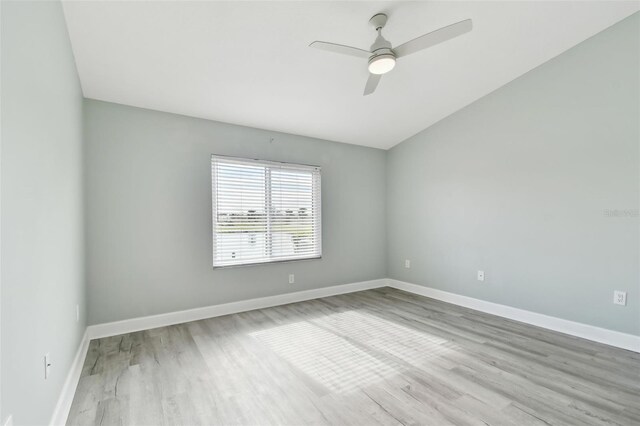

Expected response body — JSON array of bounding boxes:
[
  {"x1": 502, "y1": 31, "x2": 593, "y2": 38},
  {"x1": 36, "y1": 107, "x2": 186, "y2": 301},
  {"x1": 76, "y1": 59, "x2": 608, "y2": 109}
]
[
  {"x1": 388, "y1": 279, "x2": 640, "y2": 353},
  {"x1": 49, "y1": 329, "x2": 90, "y2": 426},
  {"x1": 87, "y1": 279, "x2": 387, "y2": 340}
]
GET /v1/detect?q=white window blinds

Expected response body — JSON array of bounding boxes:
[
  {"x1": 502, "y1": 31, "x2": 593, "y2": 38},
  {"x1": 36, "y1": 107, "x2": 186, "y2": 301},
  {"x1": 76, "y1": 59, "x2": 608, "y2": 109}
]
[{"x1": 211, "y1": 155, "x2": 322, "y2": 268}]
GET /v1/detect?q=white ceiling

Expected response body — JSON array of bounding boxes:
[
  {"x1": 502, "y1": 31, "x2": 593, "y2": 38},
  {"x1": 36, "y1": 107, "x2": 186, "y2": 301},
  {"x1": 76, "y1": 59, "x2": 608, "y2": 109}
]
[{"x1": 62, "y1": 1, "x2": 639, "y2": 150}]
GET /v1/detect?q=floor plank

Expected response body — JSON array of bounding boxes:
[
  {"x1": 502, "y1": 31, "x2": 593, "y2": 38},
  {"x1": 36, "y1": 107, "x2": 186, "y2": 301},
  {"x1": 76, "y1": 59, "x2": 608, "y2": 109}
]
[{"x1": 67, "y1": 288, "x2": 640, "y2": 425}]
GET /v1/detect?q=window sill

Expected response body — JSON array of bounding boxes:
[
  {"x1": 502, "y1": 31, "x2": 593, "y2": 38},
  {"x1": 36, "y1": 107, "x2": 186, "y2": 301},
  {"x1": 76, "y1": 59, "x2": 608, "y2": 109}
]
[{"x1": 212, "y1": 256, "x2": 322, "y2": 269}]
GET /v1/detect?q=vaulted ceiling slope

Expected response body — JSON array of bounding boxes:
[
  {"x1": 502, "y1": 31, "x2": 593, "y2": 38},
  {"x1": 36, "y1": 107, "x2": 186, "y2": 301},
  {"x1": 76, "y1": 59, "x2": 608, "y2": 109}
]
[{"x1": 62, "y1": 1, "x2": 639, "y2": 149}]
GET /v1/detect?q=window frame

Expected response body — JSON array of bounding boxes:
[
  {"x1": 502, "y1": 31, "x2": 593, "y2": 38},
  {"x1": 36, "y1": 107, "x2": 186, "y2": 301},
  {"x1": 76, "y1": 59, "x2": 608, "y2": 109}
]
[{"x1": 211, "y1": 154, "x2": 322, "y2": 269}]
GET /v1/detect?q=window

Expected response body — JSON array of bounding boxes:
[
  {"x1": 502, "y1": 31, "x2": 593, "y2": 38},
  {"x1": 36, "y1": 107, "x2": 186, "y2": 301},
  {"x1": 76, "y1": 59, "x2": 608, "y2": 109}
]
[{"x1": 211, "y1": 155, "x2": 322, "y2": 267}]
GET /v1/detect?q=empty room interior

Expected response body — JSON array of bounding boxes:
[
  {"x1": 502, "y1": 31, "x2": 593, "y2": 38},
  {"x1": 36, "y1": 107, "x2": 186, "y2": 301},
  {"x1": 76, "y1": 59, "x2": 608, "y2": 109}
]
[{"x1": 1, "y1": 1, "x2": 639, "y2": 425}]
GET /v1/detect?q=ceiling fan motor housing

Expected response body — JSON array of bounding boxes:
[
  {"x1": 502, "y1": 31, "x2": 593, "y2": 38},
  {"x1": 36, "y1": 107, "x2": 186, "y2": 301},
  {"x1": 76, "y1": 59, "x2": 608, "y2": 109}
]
[
  {"x1": 368, "y1": 30, "x2": 396, "y2": 75},
  {"x1": 368, "y1": 49, "x2": 395, "y2": 63}
]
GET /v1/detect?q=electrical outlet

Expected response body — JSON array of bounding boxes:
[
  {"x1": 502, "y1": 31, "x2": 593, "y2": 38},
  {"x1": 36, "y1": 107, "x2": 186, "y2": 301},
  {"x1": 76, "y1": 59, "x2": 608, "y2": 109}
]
[
  {"x1": 44, "y1": 353, "x2": 52, "y2": 379},
  {"x1": 288, "y1": 274, "x2": 295, "y2": 284},
  {"x1": 613, "y1": 290, "x2": 627, "y2": 306},
  {"x1": 3, "y1": 415, "x2": 13, "y2": 426},
  {"x1": 477, "y1": 270, "x2": 485, "y2": 282},
  {"x1": 404, "y1": 259, "x2": 411, "y2": 269},
  {"x1": 76, "y1": 304, "x2": 80, "y2": 322}
]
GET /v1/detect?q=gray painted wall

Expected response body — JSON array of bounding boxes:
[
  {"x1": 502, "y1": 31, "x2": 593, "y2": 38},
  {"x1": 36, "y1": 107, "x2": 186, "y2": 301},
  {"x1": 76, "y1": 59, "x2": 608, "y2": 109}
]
[
  {"x1": 387, "y1": 13, "x2": 639, "y2": 335},
  {"x1": 1, "y1": 1, "x2": 86, "y2": 425},
  {"x1": 84, "y1": 100, "x2": 387, "y2": 325}
]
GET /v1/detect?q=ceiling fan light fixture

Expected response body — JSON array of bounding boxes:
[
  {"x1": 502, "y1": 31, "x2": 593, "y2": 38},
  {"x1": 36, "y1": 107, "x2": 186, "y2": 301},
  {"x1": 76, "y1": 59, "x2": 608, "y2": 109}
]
[{"x1": 368, "y1": 54, "x2": 396, "y2": 75}]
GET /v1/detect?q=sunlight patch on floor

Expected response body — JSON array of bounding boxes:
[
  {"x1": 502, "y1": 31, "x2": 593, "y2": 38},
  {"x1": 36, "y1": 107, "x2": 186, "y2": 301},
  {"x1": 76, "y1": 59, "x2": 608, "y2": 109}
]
[
  {"x1": 251, "y1": 321, "x2": 397, "y2": 393},
  {"x1": 250, "y1": 310, "x2": 452, "y2": 393},
  {"x1": 312, "y1": 310, "x2": 453, "y2": 367}
]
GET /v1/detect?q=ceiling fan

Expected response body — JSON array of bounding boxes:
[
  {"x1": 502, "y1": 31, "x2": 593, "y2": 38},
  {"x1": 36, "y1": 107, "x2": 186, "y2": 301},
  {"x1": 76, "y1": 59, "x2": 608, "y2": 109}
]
[{"x1": 310, "y1": 13, "x2": 472, "y2": 95}]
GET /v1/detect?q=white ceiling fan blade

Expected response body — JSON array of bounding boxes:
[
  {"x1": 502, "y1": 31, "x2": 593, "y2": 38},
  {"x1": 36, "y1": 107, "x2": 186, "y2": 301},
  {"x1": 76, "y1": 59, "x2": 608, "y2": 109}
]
[
  {"x1": 310, "y1": 41, "x2": 370, "y2": 58},
  {"x1": 363, "y1": 73, "x2": 381, "y2": 96},
  {"x1": 393, "y1": 19, "x2": 472, "y2": 58}
]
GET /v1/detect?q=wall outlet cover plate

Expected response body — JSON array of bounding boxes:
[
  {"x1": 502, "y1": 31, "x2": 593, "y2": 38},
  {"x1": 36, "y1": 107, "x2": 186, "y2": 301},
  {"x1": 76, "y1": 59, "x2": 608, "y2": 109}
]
[{"x1": 613, "y1": 290, "x2": 627, "y2": 306}]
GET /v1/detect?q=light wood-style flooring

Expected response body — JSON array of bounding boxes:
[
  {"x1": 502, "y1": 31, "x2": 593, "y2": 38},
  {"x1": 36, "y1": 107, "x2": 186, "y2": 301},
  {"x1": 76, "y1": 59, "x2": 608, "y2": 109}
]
[{"x1": 67, "y1": 288, "x2": 640, "y2": 425}]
